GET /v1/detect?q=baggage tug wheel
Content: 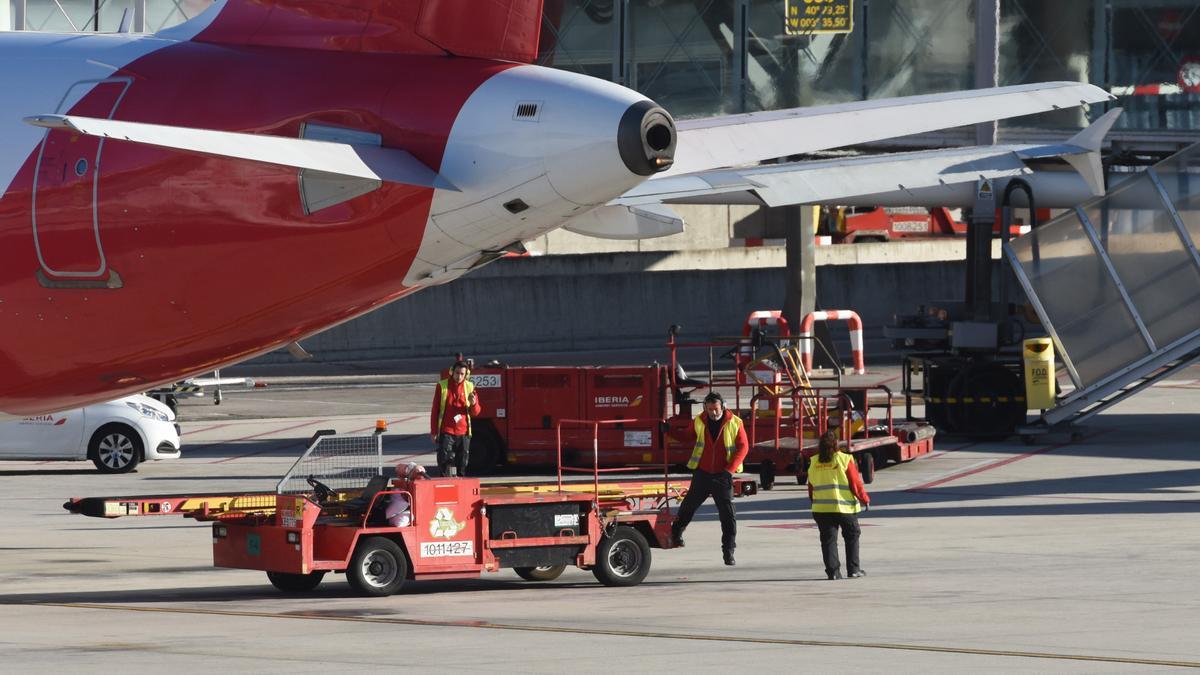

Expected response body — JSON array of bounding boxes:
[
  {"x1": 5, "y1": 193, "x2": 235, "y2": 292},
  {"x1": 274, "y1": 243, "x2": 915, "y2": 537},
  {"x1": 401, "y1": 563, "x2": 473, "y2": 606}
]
[
  {"x1": 592, "y1": 526, "x2": 651, "y2": 587},
  {"x1": 347, "y1": 536, "x2": 408, "y2": 596}
]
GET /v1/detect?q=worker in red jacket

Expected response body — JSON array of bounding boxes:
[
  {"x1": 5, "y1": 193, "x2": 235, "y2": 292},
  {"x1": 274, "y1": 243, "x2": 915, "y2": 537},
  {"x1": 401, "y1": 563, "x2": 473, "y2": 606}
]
[
  {"x1": 670, "y1": 391, "x2": 749, "y2": 566},
  {"x1": 807, "y1": 430, "x2": 871, "y2": 579},
  {"x1": 430, "y1": 360, "x2": 482, "y2": 477}
]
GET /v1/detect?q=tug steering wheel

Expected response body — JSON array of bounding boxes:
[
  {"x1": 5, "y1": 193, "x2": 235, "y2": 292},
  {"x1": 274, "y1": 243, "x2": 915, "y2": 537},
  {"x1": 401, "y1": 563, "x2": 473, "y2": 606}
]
[{"x1": 306, "y1": 475, "x2": 336, "y2": 504}]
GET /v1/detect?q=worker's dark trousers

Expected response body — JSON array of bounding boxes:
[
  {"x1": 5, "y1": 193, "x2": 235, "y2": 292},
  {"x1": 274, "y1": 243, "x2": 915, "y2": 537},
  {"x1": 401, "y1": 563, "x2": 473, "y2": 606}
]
[
  {"x1": 813, "y1": 511, "x2": 861, "y2": 577},
  {"x1": 436, "y1": 433, "x2": 470, "y2": 477},
  {"x1": 672, "y1": 470, "x2": 736, "y2": 552}
]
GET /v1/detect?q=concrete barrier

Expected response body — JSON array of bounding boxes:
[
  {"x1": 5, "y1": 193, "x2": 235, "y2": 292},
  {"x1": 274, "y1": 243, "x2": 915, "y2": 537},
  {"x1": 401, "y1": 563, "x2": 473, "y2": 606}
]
[{"x1": 249, "y1": 242, "x2": 1023, "y2": 366}]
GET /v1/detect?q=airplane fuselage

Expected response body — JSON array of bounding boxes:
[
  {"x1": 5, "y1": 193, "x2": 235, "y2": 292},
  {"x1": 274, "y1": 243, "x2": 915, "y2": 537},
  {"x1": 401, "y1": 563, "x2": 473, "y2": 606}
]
[{"x1": 0, "y1": 30, "x2": 666, "y2": 415}]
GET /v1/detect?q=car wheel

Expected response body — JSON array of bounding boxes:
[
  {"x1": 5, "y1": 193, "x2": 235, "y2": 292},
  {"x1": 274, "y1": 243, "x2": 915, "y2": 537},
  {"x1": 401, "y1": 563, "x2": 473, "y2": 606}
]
[
  {"x1": 514, "y1": 564, "x2": 566, "y2": 582},
  {"x1": 267, "y1": 570, "x2": 325, "y2": 593},
  {"x1": 592, "y1": 526, "x2": 651, "y2": 587},
  {"x1": 347, "y1": 536, "x2": 408, "y2": 597},
  {"x1": 89, "y1": 424, "x2": 143, "y2": 473}
]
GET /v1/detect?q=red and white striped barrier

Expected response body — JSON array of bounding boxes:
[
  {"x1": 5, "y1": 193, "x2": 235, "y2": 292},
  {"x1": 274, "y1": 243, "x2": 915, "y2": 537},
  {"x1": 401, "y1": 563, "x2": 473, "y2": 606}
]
[
  {"x1": 743, "y1": 310, "x2": 790, "y2": 337},
  {"x1": 799, "y1": 310, "x2": 865, "y2": 375}
]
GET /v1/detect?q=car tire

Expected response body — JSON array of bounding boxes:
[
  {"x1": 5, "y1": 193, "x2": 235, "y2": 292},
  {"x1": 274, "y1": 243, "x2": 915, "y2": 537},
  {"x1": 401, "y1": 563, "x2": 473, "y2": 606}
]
[
  {"x1": 347, "y1": 536, "x2": 408, "y2": 597},
  {"x1": 514, "y1": 564, "x2": 567, "y2": 582},
  {"x1": 267, "y1": 570, "x2": 325, "y2": 593},
  {"x1": 89, "y1": 424, "x2": 143, "y2": 473},
  {"x1": 592, "y1": 526, "x2": 651, "y2": 587}
]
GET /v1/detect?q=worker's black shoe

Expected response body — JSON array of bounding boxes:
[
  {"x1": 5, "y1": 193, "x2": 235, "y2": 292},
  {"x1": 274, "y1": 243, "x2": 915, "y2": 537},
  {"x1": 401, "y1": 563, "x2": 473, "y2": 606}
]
[
  {"x1": 723, "y1": 551, "x2": 735, "y2": 566},
  {"x1": 669, "y1": 530, "x2": 685, "y2": 548},
  {"x1": 827, "y1": 571, "x2": 843, "y2": 580},
  {"x1": 848, "y1": 570, "x2": 867, "y2": 578}
]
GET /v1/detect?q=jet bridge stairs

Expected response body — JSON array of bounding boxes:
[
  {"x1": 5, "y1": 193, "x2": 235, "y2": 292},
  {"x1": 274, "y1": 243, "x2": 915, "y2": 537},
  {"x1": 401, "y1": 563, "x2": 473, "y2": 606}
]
[{"x1": 1005, "y1": 142, "x2": 1200, "y2": 440}]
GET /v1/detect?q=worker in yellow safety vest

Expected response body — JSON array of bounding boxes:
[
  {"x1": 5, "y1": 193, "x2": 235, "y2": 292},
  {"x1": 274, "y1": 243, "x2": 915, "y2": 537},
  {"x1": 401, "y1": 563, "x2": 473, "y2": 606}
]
[
  {"x1": 806, "y1": 430, "x2": 871, "y2": 580},
  {"x1": 430, "y1": 360, "x2": 482, "y2": 477},
  {"x1": 670, "y1": 391, "x2": 749, "y2": 566}
]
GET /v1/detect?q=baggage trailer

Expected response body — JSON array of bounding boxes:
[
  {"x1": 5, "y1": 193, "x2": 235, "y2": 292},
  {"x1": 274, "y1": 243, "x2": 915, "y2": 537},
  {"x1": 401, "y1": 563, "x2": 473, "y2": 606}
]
[
  {"x1": 466, "y1": 318, "x2": 935, "y2": 489},
  {"x1": 63, "y1": 425, "x2": 756, "y2": 597},
  {"x1": 748, "y1": 384, "x2": 935, "y2": 488}
]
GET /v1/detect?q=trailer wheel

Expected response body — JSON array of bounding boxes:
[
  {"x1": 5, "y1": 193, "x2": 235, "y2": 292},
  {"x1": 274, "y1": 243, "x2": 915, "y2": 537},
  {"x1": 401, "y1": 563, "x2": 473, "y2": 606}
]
[
  {"x1": 759, "y1": 461, "x2": 776, "y2": 491},
  {"x1": 857, "y1": 451, "x2": 875, "y2": 485},
  {"x1": 266, "y1": 570, "x2": 325, "y2": 593},
  {"x1": 593, "y1": 526, "x2": 651, "y2": 587},
  {"x1": 514, "y1": 564, "x2": 567, "y2": 582},
  {"x1": 347, "y1": 536, "x2": 408, "y2": 597},
  {"x1": 89, "y1": 424, "x2": 142, "y2": 474}
]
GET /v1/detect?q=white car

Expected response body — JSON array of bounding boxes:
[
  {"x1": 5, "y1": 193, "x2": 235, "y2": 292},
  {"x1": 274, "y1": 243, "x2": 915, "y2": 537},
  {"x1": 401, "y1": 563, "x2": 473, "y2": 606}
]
[{"x1": 0, "y1": 395, "x2": 181, "y2": 473}]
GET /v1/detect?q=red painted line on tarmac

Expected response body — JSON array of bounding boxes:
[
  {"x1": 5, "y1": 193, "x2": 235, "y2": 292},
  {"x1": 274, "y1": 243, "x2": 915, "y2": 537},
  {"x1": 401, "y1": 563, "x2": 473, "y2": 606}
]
[
  {"x1": 182, "y1": 422, "x2": 234, "y2": 435},
  {"x1": 206, "y1": 419, "x2": 331, "y2": 463},
  {"x1": 907, "y1": 431, "x2": 1109, "y2": 491}
]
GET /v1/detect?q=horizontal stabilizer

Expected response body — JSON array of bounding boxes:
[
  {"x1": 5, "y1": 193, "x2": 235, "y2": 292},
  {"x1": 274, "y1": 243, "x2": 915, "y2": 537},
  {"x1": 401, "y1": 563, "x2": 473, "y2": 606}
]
[
  {"x1": 24, "y1": 114, "x2": 456, "y2": 191},
  {"x1": 562, "y1": 204, "x2": 684, "y2": 240},
  {"x1": 670, "y1": 82, "x2": 1116, "y2": 177}
]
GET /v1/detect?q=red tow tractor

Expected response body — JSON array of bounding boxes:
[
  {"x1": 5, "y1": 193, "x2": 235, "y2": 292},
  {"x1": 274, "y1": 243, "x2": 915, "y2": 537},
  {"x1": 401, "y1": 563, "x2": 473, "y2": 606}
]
[{"x1": 64, "y1": 424, "x2": 756, "y2": 596}]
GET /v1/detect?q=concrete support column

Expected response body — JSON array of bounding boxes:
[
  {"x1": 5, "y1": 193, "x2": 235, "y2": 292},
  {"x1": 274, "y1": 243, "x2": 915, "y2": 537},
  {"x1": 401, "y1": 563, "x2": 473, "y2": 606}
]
[
  {"x1": 973, "y1": 0, "x2": 999, "y2": 146},
  {"x1": 783, "y1": 205, "x2": 818, "y2": 331}
]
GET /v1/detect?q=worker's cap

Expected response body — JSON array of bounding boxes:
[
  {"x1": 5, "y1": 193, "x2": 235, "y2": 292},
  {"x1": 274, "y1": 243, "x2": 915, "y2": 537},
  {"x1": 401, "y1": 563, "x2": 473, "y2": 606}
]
[{"x1": 703, "y1": 391, "x2": 724, "y2": 405}]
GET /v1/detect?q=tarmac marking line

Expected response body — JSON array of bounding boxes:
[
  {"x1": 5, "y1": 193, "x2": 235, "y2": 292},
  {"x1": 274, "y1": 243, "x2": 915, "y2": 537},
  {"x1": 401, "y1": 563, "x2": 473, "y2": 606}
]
[
  {"x1": 203, "y1": 419, "x2": 332, "y2": 464},
  {"x1": 35, "y1": 602, "x2": 1200, "y2": 668},
  {"x1": 182, "y1": 422, "x2": 235, "y2": 435},
  {"x1": 907, "y1": 431, "x2": 1109, "y2": 492}
]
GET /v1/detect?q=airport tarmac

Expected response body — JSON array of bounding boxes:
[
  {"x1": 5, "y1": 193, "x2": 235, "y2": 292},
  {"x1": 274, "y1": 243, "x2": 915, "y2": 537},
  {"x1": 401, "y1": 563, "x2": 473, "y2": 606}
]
[{"x1": 1, "y1": 365, "x2": 1199, "y2": 672}]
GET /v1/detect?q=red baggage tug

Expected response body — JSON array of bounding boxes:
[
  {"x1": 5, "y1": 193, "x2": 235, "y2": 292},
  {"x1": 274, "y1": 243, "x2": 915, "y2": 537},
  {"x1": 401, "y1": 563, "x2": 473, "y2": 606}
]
[{"x1": 64, "y1": 425, "x2": 756, "y2": 597}]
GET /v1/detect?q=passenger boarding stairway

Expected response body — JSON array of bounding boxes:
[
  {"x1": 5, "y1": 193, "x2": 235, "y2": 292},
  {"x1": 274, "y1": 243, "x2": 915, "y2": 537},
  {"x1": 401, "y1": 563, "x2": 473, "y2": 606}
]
[{"x1": 1006, "y1": 141, "x2": 1200, "y2": 439}]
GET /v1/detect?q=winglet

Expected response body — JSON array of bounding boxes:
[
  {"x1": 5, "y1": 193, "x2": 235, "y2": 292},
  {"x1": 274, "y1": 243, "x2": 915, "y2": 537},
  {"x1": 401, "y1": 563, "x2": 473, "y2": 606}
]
[
  {"x1": 1065, "y1": 107, "x2": 1123, "y2": 153},
  {"x1": 1062, "y1": 108, "x2": 1122, "y2": 196}
]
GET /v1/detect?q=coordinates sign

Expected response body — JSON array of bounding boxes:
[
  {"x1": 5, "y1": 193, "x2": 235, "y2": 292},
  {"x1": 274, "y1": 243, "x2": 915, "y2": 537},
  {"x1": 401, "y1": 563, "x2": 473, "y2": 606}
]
[{"x1": 785, "y1": 0, "x2": 853, "y2": 35}]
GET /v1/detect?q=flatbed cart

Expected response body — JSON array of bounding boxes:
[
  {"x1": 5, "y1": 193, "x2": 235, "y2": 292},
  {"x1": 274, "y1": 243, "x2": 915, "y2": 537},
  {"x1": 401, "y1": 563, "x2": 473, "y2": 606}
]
[
  {"x1": 748, "y1": 385, "x2": 936, "y2": 489},
  {"x1": 63, "y1": 422, "x2": 756, "y2": 597}
]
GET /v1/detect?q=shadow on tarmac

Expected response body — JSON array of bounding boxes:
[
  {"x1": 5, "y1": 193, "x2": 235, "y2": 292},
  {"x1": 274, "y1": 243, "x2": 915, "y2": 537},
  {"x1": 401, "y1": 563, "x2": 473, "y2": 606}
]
[{"x1": 0, "y1": 573, "x2": 826, "y2": 607}]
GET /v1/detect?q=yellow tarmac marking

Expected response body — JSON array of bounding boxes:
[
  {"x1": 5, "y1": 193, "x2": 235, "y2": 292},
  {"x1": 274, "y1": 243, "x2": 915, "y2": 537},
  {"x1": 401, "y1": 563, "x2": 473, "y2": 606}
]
[{"x1": 37, "y1": 602, "x2": 1200, "y2": 668}]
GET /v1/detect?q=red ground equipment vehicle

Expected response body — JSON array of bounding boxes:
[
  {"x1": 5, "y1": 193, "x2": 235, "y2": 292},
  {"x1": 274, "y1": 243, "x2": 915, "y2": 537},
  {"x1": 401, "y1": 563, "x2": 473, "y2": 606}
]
[
  {"x1": 64, "y1": 425, "x2": 756, "y2": 597},
  {"x1": 825, "y1": 206, "x2": 1038, "y2": 243},
  {"x1": 465, "y1": 313, "x2": 935, "y2": 489}
]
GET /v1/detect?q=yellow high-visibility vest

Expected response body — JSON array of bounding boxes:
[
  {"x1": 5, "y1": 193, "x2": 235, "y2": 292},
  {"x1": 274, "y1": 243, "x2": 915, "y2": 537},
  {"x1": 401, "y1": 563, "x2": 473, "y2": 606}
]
[
  {"x1": 437, "y1": 378, "x2": 476, "y2": 436},
  {"x1": 688, "y1": 413, "x2": 744, "y2": 472},
  {"x1": 807, "y1": 452, "x2": 860, "y2": 514}
]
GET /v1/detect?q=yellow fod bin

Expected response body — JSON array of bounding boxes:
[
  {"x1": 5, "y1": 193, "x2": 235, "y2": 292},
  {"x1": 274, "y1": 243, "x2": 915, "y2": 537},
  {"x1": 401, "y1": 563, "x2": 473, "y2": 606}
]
[{"x1": 1023, "y1": 338, "x2": 1055, "y2": 410}]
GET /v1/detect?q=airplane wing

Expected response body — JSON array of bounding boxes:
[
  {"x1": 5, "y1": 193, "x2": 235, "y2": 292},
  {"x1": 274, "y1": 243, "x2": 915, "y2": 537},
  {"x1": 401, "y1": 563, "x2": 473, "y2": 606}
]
[
  {"x1": 572, "y1": 109, "x2": 1122, "y2": 239},
  {"x1": 667, "y1": 81, "x2": 1115, "y2": 177},
  {"x1": 23, "y1": 114, "x2": 457, "y2": 191}
]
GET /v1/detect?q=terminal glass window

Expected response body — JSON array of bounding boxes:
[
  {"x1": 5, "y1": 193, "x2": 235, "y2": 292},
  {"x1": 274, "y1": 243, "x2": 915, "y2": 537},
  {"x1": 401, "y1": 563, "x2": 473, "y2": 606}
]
[
  {"x1": 625, "y1": 0, "x2": 738, "y2": 119},
  {"x1": 537, "y1": 0, "x2": 619, "y2": 81},
  {"x1": 742, "y1": 0, "x2": 863, "y2": 111},
  {"x1": 1107, "y1": 2, "x2": 1200, "y2": 131},
  {"x1": 863, "y1": 0, "x2": 974, "y2": 98}
]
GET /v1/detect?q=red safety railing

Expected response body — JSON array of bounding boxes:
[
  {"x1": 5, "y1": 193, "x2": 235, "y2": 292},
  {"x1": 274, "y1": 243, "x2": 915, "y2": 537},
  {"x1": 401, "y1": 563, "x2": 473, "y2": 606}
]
[{"x1": 555, "y1": 417, "x2": 680, "y2": 513}]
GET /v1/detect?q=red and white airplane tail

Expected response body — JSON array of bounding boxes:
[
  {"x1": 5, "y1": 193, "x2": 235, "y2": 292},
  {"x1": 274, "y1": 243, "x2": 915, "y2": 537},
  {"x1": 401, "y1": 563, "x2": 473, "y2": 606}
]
[{"x1": 178, "y1": 0, "x2": 545, "y2": 62}]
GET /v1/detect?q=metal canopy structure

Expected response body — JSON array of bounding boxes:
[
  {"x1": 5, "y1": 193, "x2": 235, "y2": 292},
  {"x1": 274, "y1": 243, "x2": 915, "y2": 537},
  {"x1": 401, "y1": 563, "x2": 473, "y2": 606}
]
[{"x1": 1006, "y1": 141, "x2": 1200, "y2": 431}]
